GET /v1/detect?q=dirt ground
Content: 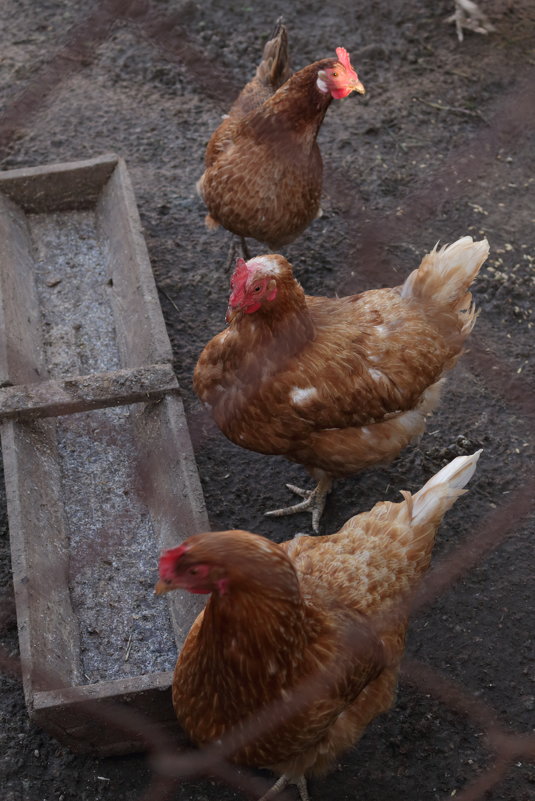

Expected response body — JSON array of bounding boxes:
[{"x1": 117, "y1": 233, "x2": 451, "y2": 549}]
[{"x1": 1, "y1": 1, "x2": 534, "y2": 800}]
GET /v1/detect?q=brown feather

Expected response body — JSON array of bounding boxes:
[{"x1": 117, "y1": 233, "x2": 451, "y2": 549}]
[
  {"x1": 168, "y1": 453, "x2": 480, "y2": 780},
  {"x1": 204, "y1": 19, "x2": 291, "y2": 170},
  {"x1": 194, "y1": 240, "x2": 488, "y2": 479},
  {"x1": 197, "y1": 24, "x2": 363, "y2": 249}
]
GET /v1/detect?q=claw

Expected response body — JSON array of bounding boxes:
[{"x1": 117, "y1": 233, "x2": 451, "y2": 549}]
[
  {"x1": 284, "y1": 483, "x2": 312, "y2": 499},
  {"x1": 258, "y1": 774, "x2": 310, "y2": 801},
  {"x1": 225, "y1": 235, "x2": 252, "y2": 272},
  {"x1": 265, "y1": 473, "x2": 332, "y2": 533}
]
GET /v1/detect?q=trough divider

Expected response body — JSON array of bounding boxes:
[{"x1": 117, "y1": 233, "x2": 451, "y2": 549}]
[{"x1": 0, "y1": 363, "x2": 180, "y2": 421}]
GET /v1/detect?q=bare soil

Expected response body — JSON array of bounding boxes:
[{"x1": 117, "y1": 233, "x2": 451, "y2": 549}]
[{"x1": 1, "y1": 1, "x2": 534, "y2": 800}]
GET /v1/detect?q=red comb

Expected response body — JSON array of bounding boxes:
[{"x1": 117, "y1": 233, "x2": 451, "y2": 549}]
[
  {"x1": 231, "y1": 257, "x2": 249, "y2": 288},
  {"x1": 229, "y1": 257, "x2": 251, "y2": 307},
  {"x1": 335, "y1": 47, "x2": 353, "y2": 72},
  {"x1": 159, "y1": 544, "x2": 189, "y2": 581}
]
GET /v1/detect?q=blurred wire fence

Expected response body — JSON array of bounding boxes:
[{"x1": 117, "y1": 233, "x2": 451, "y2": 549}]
[{"x1": 0, "y1": 1, "x2": 534, "y2": 800}]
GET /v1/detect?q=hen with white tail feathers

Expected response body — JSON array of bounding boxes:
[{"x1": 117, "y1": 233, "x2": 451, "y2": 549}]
[
  {"x1": 194, "y1": 236, "x2": 489, "y2": 530},
  {"x1": 157, "y1": 452, "x2": 482, "y2": 801}
]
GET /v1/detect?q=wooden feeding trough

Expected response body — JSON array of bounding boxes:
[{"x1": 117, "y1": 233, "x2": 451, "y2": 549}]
[{"x1": 0, "y1": 154, "x2": 208, "y2": 755}]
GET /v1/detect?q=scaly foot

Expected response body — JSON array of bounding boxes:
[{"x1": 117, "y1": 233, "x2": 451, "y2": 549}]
[
  {"x1": 225, "y1": 235, "x2": 252, "y2": 272},
  {"x1": 258, "y1": 773, "x2": 310, "y2": 801},
  {"x1": 240, "y1": 235, "x2": 252, "y2": 260},
  {"x1": 265, "y1": 473, "x2": 332, "y2": 533}
]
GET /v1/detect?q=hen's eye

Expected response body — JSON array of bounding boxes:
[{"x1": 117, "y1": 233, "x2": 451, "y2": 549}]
[
  {"x1": 332, "y1": 71, "x2": 338, "y2": 77},
  {"x1": 188, "y1": 567, "x2": 199, "y2": 575},
  {"x1": 253, "y1": 285, "x2": 262, "y2": 293}
]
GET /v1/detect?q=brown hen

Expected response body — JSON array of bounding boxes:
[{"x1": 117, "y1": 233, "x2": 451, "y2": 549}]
[
  {"x1": 156, "y1": 451, "x2": 481, "y2": 800},
  {"x1": 194, "y1": 237, "x2": 489, "y2": 530},
  {"x1": 196, "y1": 20, "x2": 365, "y2": 253}
]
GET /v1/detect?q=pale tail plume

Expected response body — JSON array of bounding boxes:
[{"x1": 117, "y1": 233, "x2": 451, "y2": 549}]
[
  {"x1": 400, "y1": 236, "x2": 489, "y2": 311},
  {"x1": 405, "y1": 450, "x2": 482, "y2": 528}
]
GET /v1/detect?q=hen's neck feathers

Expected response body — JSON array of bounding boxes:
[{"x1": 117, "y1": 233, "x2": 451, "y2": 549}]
[
  {"x1": 249, "y1": 58, "x2": 336, "y2": 140},
  {"x1": 196, "y1": 535, "x2": 314, "y2": 666},
  {"x1": 223, "y1": 275, "x2": 314, "y2": 399},
  {"x1": 203, "y1": 579, "x2": 309, "y2": 655}
]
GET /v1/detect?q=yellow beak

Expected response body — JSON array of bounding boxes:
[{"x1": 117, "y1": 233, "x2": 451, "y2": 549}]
[
  {"x1": 154, "y1": 579, "x2": 172, "y2": 596},
  {"x1": 225, "y1": 305, "x2": 238, "y2": 324}
]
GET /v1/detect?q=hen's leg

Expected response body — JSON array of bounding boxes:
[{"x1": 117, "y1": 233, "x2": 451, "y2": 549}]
[
  {"x1": 240, "y1": 236, "x2": 252, "y2": 260},
  {"x1": 446, "y1": 0, "x2": 496, "y2": 42},
  {"x1": 258, "y1": 774, "x2": 310, "y2": 801},
  {"x1": 225, "y1": 236, "x2": 252, "y2": 272},
  {"x1": 265, "y1": 472, "x2": 332, "y2": 533},
  {"x1": 225, "y1": 235, "x2": 240, "y2": 273}
]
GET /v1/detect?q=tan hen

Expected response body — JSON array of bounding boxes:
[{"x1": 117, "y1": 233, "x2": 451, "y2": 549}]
[{"x1": 156, "y1": 451, "x2": 482, "y2": 800}]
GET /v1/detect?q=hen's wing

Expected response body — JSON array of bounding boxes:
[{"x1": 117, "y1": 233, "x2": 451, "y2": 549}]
[
  {"x1": 194, "y1": 295, "x2": 449, "y2": 482},
  {"x1": 287, "y1": 291, "x2": 455, "y2": 428},
  {"x1": 197, "y1": 290, "x2": 453, "y2": 440},
  {"x1": 205, "y1": 19, "x2": 291, "y2": 169},
  {"x1": 274, "y1": 507, "x2": 418, "y2": 770},
  {"x1": 261, "y1": 293, "x2": 448, "y2": 473}
]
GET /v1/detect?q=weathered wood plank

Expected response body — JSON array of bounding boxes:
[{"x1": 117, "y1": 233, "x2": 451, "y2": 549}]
[
  {"x1": 0, "y1": 184, "x2": 81, "y2": 696},
  {"x1": 32, "y1": 671, "x2": 181, "y2": 756},
  {"x1": 0, "y1": 153, "x2": 118, "y2": 213},
  {"x1": 97, "y1": 159, "x2": 174, "y2": 367},
  {"x1": 2, "y1": 420, "x2": 83, "y2": 695},
  {"x1": 132, "y1": 394, "x2": 209, "y2": 647},
  {"x1": 0, "y1": 364, "x2": 179, "y2": 421},
  {"x1": 0, "y1": 194, "x2": 47, "y2": 386}
]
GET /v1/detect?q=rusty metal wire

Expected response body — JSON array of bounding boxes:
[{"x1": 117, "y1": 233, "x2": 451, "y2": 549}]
[{"x1": 0, "y1": 1, "x2": 534, "y2": 800}]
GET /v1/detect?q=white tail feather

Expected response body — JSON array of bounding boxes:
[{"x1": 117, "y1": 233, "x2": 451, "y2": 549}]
[
  {"x1": 400, "y1": 236, "x2": 489, "y2": 305},
  {"x1": 409, "y1": 450, "x2": 482, "y2": 527}
]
